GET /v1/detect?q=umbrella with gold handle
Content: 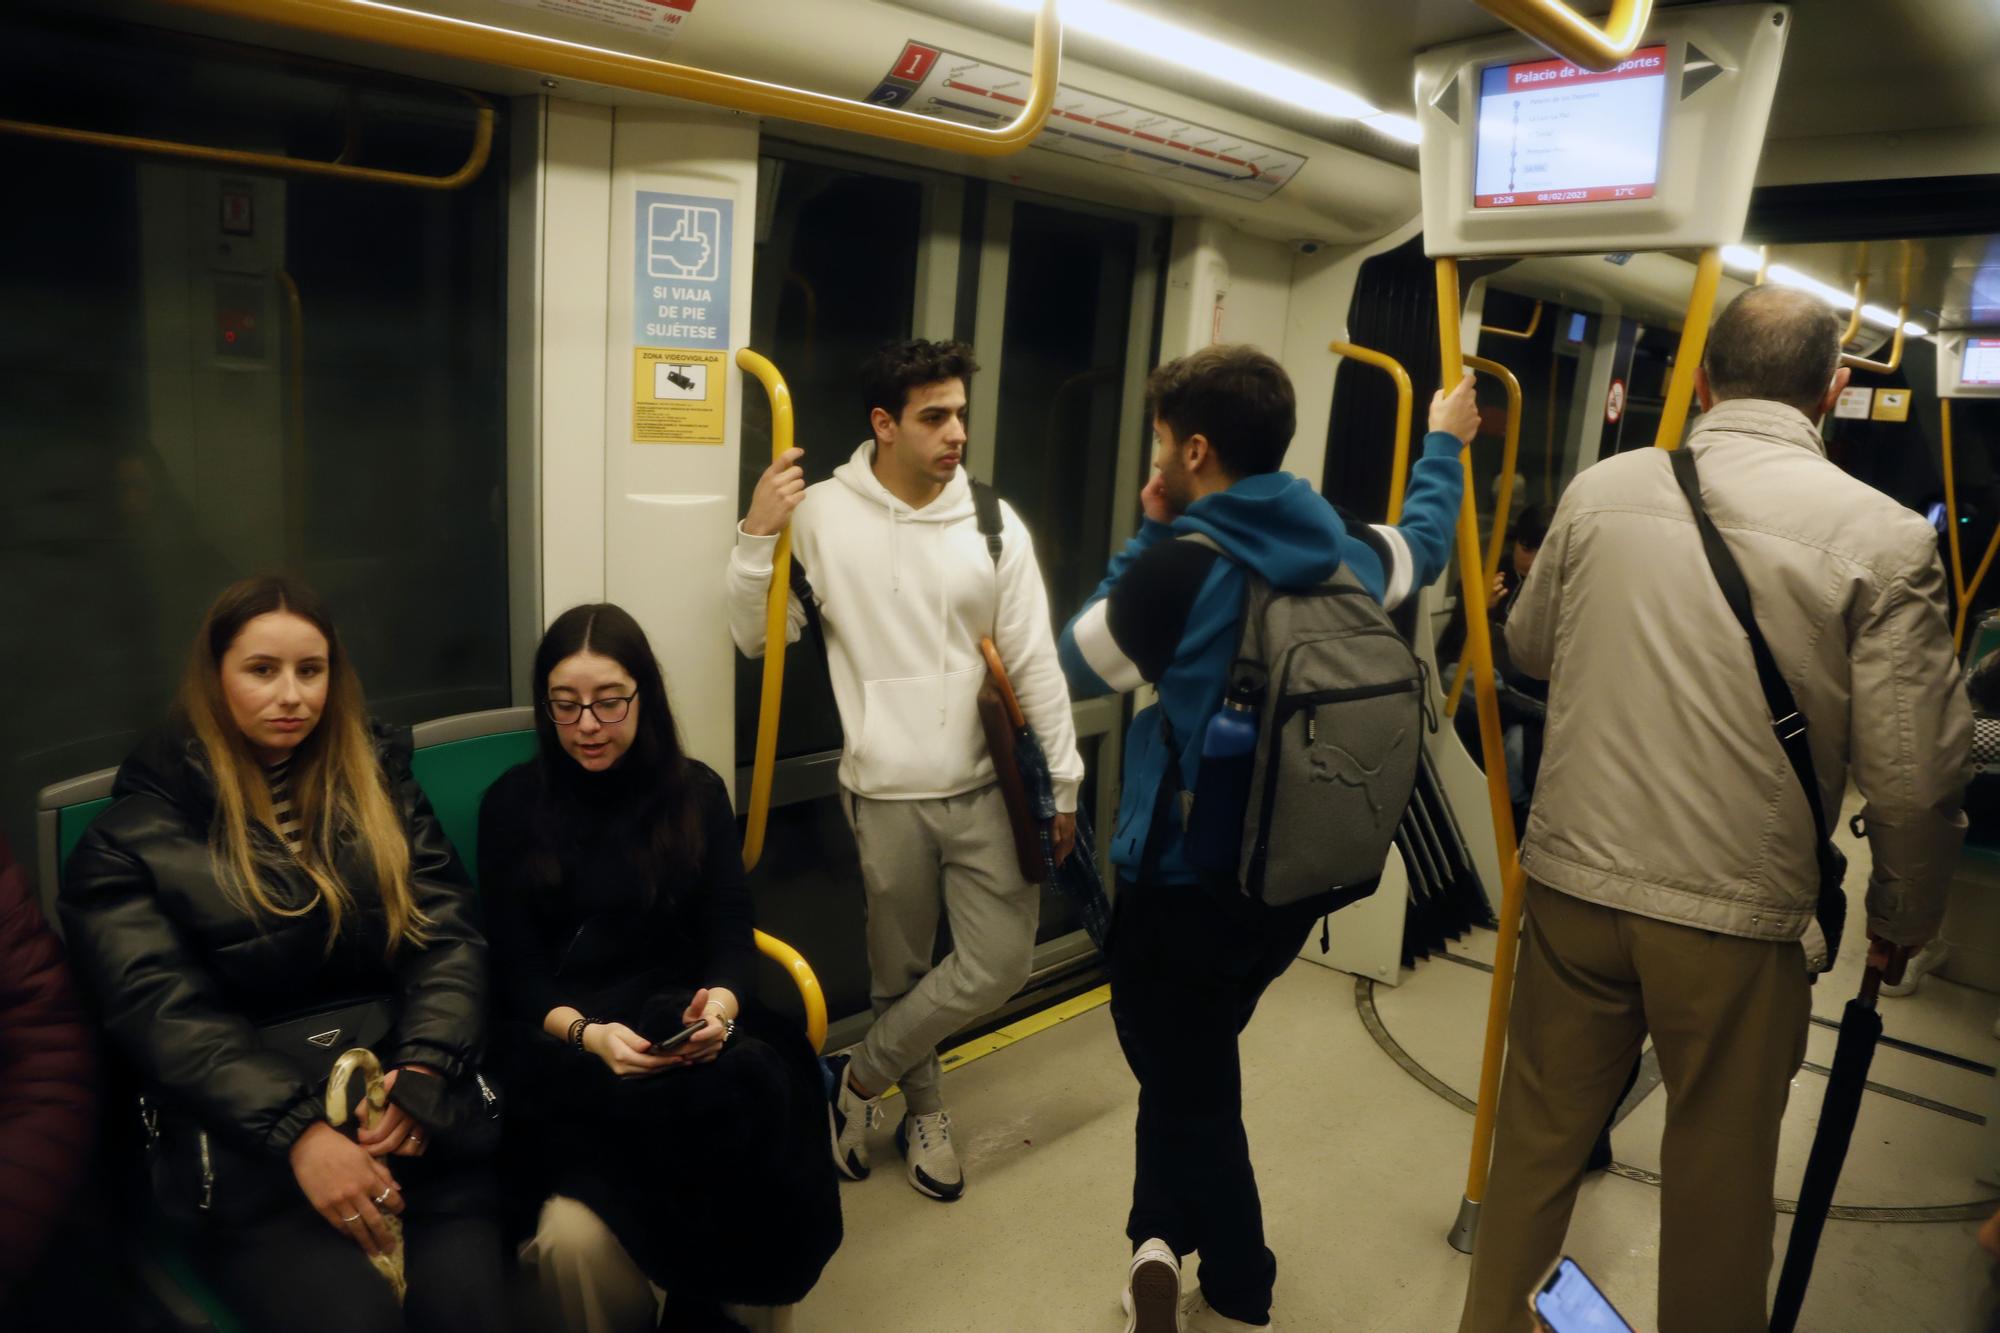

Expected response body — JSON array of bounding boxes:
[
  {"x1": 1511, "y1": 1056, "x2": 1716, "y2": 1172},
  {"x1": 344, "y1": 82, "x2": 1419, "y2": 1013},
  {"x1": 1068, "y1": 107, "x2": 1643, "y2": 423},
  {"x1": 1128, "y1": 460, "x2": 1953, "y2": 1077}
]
[{"x1": 325, "y1": 1047, "x2": 407, "y2": 1304}]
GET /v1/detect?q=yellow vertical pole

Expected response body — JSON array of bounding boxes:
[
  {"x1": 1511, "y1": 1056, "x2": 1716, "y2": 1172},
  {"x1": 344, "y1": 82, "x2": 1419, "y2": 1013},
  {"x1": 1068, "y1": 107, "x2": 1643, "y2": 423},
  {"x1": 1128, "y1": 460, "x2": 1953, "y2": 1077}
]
[
  {"x1": 1447, "y1": 355, "x2": 1524, "y2": 716},
  {"x1": 1438, "y1": 258, "x2": 1532, "y2": 1253},
  {"x1": 736, "y1": 348, "x2": 795, "y2": 874},
  {"x1": 1329, "y1": 340, "x2": 1415, "y2": 522},
  {"x1": 1942, "y1": 397, "x2": 2000, "y2": 658},
  {"x1": 1652, "y1": 247, "x2": 1724, "y2": 451}
]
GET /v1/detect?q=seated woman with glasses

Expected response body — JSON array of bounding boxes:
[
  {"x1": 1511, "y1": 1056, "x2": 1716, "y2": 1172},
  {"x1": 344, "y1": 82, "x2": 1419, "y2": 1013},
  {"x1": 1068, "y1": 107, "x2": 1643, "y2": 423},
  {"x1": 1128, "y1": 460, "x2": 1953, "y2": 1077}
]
[
  {"x1": 479, "y1": 603, "x2": 841, "y2": 1333},
  {"x1": 59, "y1": 576, "x2": 503, "y2": 1333}
]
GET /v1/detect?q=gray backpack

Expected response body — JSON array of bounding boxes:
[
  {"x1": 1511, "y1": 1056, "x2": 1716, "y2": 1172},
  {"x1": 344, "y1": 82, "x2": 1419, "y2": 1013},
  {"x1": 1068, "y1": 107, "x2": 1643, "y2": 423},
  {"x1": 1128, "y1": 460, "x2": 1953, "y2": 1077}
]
[{"x1": 1175, "y1": 534, "x2": 1424, "y2": 908}]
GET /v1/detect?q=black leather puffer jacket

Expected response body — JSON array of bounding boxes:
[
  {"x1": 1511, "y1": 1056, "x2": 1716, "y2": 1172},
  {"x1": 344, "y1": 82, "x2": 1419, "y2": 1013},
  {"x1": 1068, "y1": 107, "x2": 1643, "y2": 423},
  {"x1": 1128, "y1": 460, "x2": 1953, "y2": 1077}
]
[{"x1": 59, "y1": 723, "x2": 486, "y2": 1159}]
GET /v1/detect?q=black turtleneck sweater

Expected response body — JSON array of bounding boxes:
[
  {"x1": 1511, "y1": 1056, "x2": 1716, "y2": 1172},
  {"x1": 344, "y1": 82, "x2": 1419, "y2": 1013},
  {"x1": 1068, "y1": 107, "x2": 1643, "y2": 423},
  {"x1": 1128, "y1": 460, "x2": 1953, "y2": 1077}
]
[{"x1": 475, "y1": 756, "x2": 756, "y2": 1026}]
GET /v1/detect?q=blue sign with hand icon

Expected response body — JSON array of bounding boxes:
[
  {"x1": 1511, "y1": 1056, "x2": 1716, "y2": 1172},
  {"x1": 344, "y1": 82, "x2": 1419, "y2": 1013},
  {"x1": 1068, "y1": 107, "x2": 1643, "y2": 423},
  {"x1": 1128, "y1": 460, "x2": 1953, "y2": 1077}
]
[{"x1": 634, "y1": 190, "x2": 732, "y2": 350}]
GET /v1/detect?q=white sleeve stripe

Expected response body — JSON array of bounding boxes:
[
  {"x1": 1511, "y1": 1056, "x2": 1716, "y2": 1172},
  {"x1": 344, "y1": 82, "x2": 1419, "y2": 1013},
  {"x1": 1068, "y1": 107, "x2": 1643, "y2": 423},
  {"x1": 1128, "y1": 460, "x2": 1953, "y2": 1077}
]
[
  {"x1": 1073, "y1": 599, "x2": 1146, "y2": 693},
  {"x1": 1370, "y1": 524, "x2": 1416, "y2": 610}
]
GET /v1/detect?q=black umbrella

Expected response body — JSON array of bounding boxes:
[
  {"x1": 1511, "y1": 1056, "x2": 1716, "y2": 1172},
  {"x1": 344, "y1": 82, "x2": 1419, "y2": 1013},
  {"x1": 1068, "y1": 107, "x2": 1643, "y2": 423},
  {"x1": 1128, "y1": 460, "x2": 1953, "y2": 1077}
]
[
  {"x1": 977, "y1": 639, "x2": 1112, "y2": 950},
  {"x1": 1769, "y1": 960, "x2": 1893, "y2": 1332}
]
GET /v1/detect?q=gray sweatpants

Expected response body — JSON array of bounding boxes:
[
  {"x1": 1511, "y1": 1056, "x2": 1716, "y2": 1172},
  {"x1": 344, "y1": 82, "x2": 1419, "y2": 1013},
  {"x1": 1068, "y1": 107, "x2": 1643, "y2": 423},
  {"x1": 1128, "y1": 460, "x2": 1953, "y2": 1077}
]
[{"x1": 841, "y1": 784, "x2": 1041, "y2": 1115}]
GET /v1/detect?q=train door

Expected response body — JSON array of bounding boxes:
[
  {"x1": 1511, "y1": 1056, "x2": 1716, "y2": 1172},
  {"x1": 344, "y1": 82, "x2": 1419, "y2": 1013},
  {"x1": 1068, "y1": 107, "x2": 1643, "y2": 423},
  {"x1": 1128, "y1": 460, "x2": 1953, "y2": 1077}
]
[
  {"x1": 967, "y1": 185, "x2": 1160, "y2": 963},
  {"x1": 737, "y1": 149, "x2": 1161, "y2": 1046}
]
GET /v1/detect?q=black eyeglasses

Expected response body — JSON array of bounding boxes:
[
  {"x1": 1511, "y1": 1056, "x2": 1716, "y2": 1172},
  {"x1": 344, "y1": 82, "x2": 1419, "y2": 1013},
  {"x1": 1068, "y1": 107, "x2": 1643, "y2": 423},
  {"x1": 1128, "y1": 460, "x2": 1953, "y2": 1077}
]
[{"x1": 544, "y1": 695, "x2": 636, "y2": 726}]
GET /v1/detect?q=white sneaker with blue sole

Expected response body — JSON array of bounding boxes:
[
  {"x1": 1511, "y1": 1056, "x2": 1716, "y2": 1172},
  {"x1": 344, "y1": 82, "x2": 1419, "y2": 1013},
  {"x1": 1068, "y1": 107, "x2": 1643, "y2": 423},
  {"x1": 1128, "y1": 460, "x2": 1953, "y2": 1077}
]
[
  {"x1": 823, "y1": 1053, "x2": 877, "y2": 1181},
  {"x1": 894, "y1": 1110, "x2": 964, "y2": 1201}
]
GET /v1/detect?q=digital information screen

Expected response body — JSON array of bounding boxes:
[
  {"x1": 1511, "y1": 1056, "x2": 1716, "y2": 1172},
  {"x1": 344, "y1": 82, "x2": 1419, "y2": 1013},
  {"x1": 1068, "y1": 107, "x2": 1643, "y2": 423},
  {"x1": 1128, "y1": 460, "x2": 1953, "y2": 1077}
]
[
  {"x1": 1474, "y1": 45, "x2": 1669, "y2": 209},
  {"x1": 1962, "y1": 338, "x2": 2000, "y2": 387}
]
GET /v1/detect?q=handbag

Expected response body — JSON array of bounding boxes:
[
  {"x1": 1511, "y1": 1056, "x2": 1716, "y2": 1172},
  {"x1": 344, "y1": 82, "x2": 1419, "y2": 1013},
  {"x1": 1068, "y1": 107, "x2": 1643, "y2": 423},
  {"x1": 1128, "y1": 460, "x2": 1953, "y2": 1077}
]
[
  {"x1": 143, "y1": 996, "x2": 396, "y2": 1224},
  {"x1": 141, "y1": 996, "x2": 502, "y2": 1223},
  {"x1": 1670, "y1": 447, "x2": 1848, "y2": 975}
]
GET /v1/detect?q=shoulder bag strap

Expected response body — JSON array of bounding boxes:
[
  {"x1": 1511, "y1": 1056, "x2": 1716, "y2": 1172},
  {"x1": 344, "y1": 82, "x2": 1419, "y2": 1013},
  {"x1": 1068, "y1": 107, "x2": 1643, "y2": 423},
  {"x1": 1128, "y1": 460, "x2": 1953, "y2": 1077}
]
[{"x1": 1668, "y1": 447, "x2": 1833, "y2": 850}]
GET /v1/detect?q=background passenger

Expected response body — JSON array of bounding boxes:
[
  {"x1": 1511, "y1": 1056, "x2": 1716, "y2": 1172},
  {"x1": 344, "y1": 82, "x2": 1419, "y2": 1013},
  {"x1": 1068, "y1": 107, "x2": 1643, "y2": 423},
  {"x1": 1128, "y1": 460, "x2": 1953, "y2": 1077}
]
[
  {"x1": 1058, "y1": 346, "x2": 1475, "y2": 1333},
  {"x1": 728, "y1": 338, "x2": 1083, "y2": 1203},
  {"x1": 58, "y1": 576, "x2": 504, "y2": 1333},
  {"x1": 0, "y1": 831, "x2": 97, "y2": 1309},
  {"x1": 1458, "y1": 286, "x2": 1973, "y2": 1333},
  {"x1": 482, "y1": 603, "x2": 839, "y2": 1333}
]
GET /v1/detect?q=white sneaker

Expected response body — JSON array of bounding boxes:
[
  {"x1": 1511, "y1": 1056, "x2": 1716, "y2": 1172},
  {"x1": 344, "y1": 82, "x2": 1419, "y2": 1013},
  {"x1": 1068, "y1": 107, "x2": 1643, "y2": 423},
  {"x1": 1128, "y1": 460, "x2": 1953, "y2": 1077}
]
[
  {"x1": 1121, "y1": 1238, "x2": 1181, "y2": 1333},
  {"x1": 894, "y1": 1110, "x2": 964, "y2": 1201},
  {"x1": 1180, "y1": 1292, "x2": 1270, "y2": 1332},
  {"x1": 824, "y1": 1053, "x2": 878, "y2": 1181},
  {"x1": 1880, "y1": 939, "x2": 1949, "y2": 998}
]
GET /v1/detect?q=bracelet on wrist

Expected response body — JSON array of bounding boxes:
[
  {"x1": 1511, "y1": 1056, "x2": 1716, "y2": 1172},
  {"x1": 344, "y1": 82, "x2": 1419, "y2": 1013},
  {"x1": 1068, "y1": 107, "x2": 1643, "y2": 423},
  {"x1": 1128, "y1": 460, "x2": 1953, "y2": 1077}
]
[{"x1": 567, "y1": 1016, "x2": 594, "y2": 1050}]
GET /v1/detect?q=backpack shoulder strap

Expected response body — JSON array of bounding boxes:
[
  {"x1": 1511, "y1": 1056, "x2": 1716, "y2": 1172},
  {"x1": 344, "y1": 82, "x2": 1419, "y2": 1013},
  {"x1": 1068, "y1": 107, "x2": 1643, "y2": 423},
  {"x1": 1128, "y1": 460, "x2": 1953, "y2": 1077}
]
[{"x1": 969, "y1": 479, "x2": 1004, "y2": 567}]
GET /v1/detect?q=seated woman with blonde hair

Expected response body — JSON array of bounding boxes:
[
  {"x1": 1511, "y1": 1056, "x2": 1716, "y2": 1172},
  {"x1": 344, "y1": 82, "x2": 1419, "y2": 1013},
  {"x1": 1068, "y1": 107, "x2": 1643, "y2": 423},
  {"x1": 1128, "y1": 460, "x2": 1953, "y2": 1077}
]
[{"x1": 61, "y1": 576, "x2": 503, "y2": 1332}]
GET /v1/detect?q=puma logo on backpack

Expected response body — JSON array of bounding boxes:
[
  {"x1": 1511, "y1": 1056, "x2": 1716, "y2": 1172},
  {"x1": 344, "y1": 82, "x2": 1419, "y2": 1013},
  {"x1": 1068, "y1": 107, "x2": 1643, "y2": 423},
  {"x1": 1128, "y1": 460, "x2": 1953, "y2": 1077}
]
[{"x1": 1181, "y1": 533, "x2": 1423, "y2": 908}]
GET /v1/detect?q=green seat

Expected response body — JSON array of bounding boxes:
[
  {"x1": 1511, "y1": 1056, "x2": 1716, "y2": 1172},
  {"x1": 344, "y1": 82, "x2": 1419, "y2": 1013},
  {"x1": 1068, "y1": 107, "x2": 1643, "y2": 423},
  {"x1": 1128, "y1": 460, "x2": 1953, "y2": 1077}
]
[{"x1": 406, "y1": 721, "x2": 539, "y2": 886}]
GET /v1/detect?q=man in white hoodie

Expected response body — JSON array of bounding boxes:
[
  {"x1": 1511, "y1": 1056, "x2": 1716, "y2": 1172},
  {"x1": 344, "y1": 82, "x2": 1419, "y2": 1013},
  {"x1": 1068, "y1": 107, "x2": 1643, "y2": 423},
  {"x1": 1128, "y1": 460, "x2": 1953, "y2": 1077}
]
[{"x1": 727, "y1": 338, "x2": 1082, "y2": 1203}]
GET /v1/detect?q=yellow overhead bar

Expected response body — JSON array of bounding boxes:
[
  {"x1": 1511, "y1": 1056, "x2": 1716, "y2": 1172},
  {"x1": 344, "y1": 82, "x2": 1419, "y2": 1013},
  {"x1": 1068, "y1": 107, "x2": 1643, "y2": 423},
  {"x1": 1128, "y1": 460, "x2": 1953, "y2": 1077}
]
[
  {"x1": 734, "y1": 348, "x2": 828, "y2": 1054},
  {"x1": 1943, "y1": 400, "x2": 2000, "y2": 657},
  {"x1": 0, "y1": 92, "x2": 494, "y2": 190},
  {"x1": 1479, "y1": 300, "x2": 1543, "y2": 342},
  {"x1": 1652, "y1": 247, "x2": 1724, "y2": 451},
  {"x1": 1446, "y1": 355, "x2": 1523, "y2": 717},
  {"x1": 165, "y1": 0, "x2": 1062, "y2": 157},
  {"x1": 1838, "y1": 273, "x2": 1870, "y2": 348},
  {"x1": 1436, "y1": 259, "x2": 1533, "y2": 1255},
  {"x1": 1840, "y1": 313, "x2": 1908, "y2": 375},
  {"x1": 1330, "y1": 340, "x2": 1416, "y2": 523},
  {"x1": 1474, "y1": 0, "x2": 1655, "y2": 71}
]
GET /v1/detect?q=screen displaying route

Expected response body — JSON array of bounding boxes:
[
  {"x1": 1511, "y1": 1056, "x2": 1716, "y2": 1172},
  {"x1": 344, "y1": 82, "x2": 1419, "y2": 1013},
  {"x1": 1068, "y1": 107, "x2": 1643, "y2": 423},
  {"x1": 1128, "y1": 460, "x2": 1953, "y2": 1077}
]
[
  {"x1": 1474, "y1": 45, "x2": 1668, "y2": 209},
  {"x1": 1962, "y1": 338, "x2": 2000, "y2": 387}
]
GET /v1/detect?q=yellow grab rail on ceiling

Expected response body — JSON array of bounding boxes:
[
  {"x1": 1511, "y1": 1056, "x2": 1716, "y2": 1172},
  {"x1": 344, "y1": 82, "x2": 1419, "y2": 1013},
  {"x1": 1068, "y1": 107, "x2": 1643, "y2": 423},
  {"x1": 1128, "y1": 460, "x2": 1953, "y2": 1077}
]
[
  {"x1": 1479, "y1": 300, "x2": 1543, "y2": 342},
  {"x1": 735, "y1": 348, "x2": 828, "y2": 1054},
  {"x1": 1436, "y1": 258, "x2": 1533, "y2": 1255},
  {"x1": 1653, "y1": 247, "x2": 1724, "y2": 451},
  {"x1": 0, "y1": 91, "x2": 494, "y2": 190},
  {"x1": 1943, "y1": 400, "x2": 2000, "y2": 657},
  {"x1": 1445, "y1": 354, "x2": 1523, "y2": 717},
  {"x1": 1840, "y1": 312, "x2": 1908, "y2": 374},
  {"x1": 166, "y1": 0, "x2": 1062, "y2": 157},
  {"x1": 1329, "y1": 340, "x2": 1415, "y2": 523},
  {"x1": 1473, "y1": 0, "x2": 1654, "y2": 71},
  {"x1": 1838, "y1": 272, "x2": 1869, "y2": 348}
]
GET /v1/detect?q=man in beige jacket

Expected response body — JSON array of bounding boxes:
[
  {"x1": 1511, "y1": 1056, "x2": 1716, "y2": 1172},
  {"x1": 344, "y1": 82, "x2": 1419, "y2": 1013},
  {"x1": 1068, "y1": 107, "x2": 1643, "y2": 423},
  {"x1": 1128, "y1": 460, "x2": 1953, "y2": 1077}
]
[{"x1": 1457, "y1": 285, "x2": 1972, "y2": 1333}]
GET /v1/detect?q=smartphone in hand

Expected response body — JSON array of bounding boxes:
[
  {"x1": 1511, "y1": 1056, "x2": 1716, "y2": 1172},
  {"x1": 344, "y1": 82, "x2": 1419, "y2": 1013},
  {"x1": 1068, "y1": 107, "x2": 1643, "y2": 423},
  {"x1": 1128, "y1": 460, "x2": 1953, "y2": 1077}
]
[
  {"x1": 1531, "y1": 1256, "x2": 1634, "y2": 1333},
  {"x1": 649, "y1": 1020, "x2": 707, "y2": 1055}
]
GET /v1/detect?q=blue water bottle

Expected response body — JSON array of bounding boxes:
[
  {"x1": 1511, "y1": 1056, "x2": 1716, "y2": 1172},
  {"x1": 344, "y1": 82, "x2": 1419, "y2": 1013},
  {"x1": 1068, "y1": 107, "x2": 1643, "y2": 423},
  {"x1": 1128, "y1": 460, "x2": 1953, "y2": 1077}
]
[{"x1": 1183, "y1": 677, "x2": 1262, "y2": 874}]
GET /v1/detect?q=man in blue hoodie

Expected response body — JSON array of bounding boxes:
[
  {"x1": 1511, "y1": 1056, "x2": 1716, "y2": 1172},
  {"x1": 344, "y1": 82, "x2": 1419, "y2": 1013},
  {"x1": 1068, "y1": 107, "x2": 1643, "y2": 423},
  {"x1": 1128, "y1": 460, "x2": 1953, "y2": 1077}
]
[{"x1": 1060, "y1": 344, "x2": 1475, "y2": 1332}]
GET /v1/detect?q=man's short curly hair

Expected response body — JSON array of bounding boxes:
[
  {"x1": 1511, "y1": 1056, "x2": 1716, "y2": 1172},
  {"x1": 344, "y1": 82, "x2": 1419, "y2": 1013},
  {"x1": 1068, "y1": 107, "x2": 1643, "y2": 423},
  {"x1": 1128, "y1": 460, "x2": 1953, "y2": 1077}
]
[
  {"x1": 860, "y1": 338, "x2": 979, "y2": 422},
  {"x1": 1146, "y1": 344, "x2": 1296, "y2": 478}
]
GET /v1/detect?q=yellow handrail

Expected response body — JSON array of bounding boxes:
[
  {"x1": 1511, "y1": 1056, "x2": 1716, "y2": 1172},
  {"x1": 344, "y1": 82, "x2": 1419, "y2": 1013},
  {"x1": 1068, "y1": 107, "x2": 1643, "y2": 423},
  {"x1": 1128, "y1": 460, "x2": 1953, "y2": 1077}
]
[
  {"x1": 1330, "y1": 340, "x2": 1415, "y2": 522},
  {"x1": 1437, "y1": 258, "x2": 1532, "y2": 1244},
  {"x1": 733, "y1": 349, "x2": 826, "y2": 1053},
  {"x1": 0, "y1": 93, "x2": 494, "y2": 190},
  {"x1": 1480, "y1": 300, "x2": 1543, "y2": 342},
  {"x1": 738, "y1": 347, "x2": 795, "y2": 875},
  {"x1": 754, "y1": 930, "x2": 827, "y2": 1054},
  {"x1": 166, "y1": 0, "x2": 1062, "y2": 157},
  {"x1": 1840, "y1": 311, "x2": 1908, "y2": 374},
  {"x1": 1838, "y1": 273, "x2": 1869, "y2": 348},
  {"x1": 1474, "y1": 0, "x2": 1654, "y2": 71},
  {"x1": 1754, "y1": 245, "x2": 1770, "y2": 287},
  {"x1": 1446, "y1": 354, "x2": 1523, "y2": 716},
  {"x1": 1653, "y1": 247, "x2": 1723, "y2": 451},
  {"x1": 1943, "y1": 400, "x2": 2000, "y2": 658}
]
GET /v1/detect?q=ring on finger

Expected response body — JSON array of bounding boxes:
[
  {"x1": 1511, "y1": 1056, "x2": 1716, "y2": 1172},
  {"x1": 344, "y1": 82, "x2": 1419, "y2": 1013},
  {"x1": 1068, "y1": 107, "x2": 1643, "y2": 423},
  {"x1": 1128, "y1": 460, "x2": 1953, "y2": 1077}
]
[
  {"x1": 374, "y1": 1188, "x2": 394, "y2": 1205},
  {"x1": 342, "y1": 1213, "x2": 362, "y2": 1224}
]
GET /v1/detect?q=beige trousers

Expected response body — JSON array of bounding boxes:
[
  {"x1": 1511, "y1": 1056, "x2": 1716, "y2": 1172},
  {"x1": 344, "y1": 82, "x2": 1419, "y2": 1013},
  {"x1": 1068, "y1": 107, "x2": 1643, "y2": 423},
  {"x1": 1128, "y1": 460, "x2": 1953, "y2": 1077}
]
[
  {"x1": 519, "y1": 1196, "x2": 796, "y2": 1333},
  {"x1": 1457, "y1": 882, "x2": 1811, "y2": 1333}
]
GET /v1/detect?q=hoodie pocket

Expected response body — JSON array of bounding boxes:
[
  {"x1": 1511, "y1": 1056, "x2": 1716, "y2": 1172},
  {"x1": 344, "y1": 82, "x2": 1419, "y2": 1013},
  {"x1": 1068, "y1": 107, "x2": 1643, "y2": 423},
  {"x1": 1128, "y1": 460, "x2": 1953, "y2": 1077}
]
[{"x1": 854, "y1": 666, "x2": 988, "y2": 795}]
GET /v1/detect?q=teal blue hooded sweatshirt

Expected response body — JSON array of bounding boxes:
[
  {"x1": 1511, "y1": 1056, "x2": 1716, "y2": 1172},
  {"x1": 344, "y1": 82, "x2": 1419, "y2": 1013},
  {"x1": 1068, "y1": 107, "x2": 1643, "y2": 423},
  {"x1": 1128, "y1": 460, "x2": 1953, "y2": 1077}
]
[{"x1": 1059, "y1": 432, "x2": 1465, "y2": 884}]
